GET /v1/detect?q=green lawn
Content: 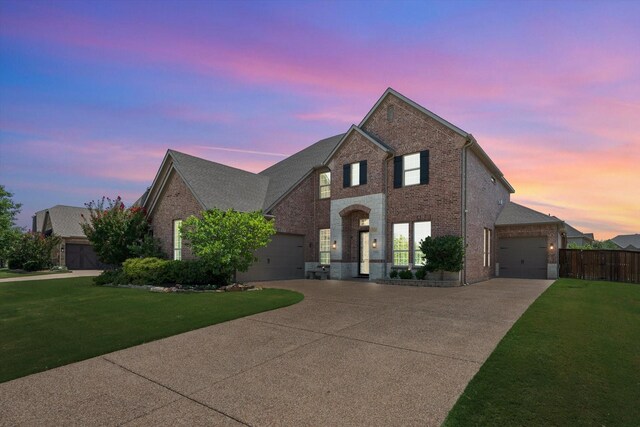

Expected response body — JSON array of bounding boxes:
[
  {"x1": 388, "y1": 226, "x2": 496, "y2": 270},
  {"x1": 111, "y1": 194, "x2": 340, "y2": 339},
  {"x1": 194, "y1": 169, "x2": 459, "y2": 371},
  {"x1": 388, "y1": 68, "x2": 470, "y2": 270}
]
[
  {"x1": 444, "y1": 279, "x2": 640, "y2": 426},
  {"x1": 0, "y1": 269, "x2": 67, "y2": 279},
  {"x1": 0, "y1": 277, "x2": 303, "y2": 383}
]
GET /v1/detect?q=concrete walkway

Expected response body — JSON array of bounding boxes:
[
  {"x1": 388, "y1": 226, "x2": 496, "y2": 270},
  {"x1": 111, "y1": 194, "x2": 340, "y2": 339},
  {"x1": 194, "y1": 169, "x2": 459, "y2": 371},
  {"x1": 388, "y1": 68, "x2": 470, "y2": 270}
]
[
  {"x1": 0, "y1": 270, "x2": 102, "y2": 283},
  {"x1": 0, "y1": 278, "x2": 552, "y2": 426}
]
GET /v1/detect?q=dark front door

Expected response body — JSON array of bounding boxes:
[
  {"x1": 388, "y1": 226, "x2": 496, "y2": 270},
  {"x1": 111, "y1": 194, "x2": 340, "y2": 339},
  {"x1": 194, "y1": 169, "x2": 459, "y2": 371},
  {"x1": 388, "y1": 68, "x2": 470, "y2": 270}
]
[
  {"x1": 498, "y1": 237, "x2": 547, "y2": 279},
  {"x1": 359, "y1": 231, "x2": 370, "y2": 276}
]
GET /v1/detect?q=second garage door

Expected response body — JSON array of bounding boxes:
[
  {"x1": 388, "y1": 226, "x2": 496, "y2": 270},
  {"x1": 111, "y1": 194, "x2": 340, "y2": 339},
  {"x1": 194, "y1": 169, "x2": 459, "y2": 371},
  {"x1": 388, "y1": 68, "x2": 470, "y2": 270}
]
[
  {"x1": 237, "y1": 233, "x2": 305, "y2": 282},
  {"x1": 498, "y1": 237, "x2": 548, "y2": 279},
  {"x1": 65, "y1": 243, "x2": 108, "y2": 270}
]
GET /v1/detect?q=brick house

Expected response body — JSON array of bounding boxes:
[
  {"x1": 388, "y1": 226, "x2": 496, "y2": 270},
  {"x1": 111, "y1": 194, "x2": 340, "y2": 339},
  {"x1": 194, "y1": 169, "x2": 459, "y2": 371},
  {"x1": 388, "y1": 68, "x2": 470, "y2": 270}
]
[
  {"x1": 32, "y1": 205, "x2": 106, "y2": 270},
  {"x1": 140, "y1": 88, "x2": 564, "y2": 283}
]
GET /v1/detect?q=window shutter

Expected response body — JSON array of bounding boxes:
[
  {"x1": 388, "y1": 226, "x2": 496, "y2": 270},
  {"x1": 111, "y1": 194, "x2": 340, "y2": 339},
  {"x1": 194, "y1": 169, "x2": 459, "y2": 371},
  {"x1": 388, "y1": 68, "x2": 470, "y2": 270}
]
[
  {"x1": 343, "y1": 164, "x2": 350, "y2": 188},
  {"x1": 393, "y1": 156, "x2": 402, "y2": 188},
  {"x1": 420, "y1": 150, "x2": 429, "y2": 184},
  {"x1": 360, "y1": 160, "x2": 367, "y2": 185}
]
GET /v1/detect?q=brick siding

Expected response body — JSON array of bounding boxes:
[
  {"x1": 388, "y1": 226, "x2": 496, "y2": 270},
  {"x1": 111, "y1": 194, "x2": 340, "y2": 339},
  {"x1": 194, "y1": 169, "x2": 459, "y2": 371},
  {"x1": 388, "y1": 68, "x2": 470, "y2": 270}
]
[{"x1": 150, "y1": 169, "x2": 202, "y2": 260}]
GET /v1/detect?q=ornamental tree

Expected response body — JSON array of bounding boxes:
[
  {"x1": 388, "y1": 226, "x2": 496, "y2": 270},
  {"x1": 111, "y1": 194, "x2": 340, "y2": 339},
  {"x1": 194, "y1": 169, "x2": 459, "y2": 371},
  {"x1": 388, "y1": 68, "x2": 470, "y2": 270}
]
[
  {"x1": 8, "y1": 232, "x2": 61, "y2": 271},
  {"x1": 180, "y1": 208, "x2": 276, "y2": 284},
  {"x1": 0, "y1": 185, "x2": 22, "y2": 267},
  {"x1": 81, "y1": 196, "x2": 162, "y2": 266}
]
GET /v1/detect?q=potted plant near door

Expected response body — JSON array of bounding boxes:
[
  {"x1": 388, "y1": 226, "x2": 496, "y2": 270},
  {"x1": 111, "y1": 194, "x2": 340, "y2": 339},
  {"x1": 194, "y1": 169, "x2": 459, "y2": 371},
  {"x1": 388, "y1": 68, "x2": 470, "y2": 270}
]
[{"x1": 418, "y1": 235, "x2": 464, "y2": 282}]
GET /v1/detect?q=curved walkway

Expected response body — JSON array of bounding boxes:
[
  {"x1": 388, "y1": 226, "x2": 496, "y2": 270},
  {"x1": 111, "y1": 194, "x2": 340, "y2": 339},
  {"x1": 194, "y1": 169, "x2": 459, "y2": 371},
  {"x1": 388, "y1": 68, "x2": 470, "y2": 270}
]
[{"x1": 0, "y1": 278, "x2": 552, "y2": 426}]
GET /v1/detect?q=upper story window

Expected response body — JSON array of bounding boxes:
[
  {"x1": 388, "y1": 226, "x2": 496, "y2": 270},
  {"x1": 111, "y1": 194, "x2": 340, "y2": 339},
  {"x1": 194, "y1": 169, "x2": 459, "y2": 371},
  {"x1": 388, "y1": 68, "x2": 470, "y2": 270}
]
[
  {"x1": 359, "y1": 218, "x2": 369, "y2": 227},
  {"x1": 343, "y1": 160, "x2": 367, "y2": 188},
  {"x1": 173, "y1": 219, "x2": 182, "y2": 261},
  {"x1": 319, "y1": 171, "x2": 331, "y2": 199},
  {"x1": 393, "y1": 150, "x2": 429, "y2": 188}
]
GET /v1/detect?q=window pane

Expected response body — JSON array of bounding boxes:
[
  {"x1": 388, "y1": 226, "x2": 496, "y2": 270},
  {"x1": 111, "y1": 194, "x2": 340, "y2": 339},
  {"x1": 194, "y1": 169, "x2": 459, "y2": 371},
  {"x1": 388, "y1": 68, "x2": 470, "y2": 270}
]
[
  {"x1": 404, "y1": 169, "x2": 420, "y2": 186},
  {"x1": 394, "y1": 251, "x2": 409, "y2": 266},
  {"x1": 359, "y1": 218, "x2": 369, "y2": 227},
  {"x1": 320, "y1": 185, "x2": 330, "y2": 199},
  {"x1": 414, "y1": 221, "x2": 431, "y2": 265},
  {"x1": 173, "y1": 220, "x2": 182, "y2": 261},
  {"x1": 351, "y1": 162, "x2": 360, "y2": 186},
  {"x1": 319, "y1": 229, "x2": 330, "y2": 252},
  {"x1": 393, "y1": 223, "x2": 409, "y2": 250},
  {"x1": 404, "y1": 153, "x2": 420, "y2": 170},
  {"x1": 320, "y1": 171, "x2": 331, "y2": 186},
  {"x1": 320, "y1": 252, "x2": 330, "y2": 265}
]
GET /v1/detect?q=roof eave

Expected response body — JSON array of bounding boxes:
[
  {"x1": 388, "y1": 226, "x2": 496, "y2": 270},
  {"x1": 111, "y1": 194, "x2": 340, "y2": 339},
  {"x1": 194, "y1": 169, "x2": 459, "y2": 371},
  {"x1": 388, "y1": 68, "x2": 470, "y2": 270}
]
[{"x1": 468, "y1": 135, "x2": 515, "y2": 193}]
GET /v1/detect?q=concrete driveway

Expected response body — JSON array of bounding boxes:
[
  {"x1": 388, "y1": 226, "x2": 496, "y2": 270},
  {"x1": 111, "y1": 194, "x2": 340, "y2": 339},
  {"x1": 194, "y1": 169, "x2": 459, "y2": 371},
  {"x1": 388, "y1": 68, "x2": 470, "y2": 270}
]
[
  {"x1": 0, "y1": 278, "x2": 552, "y2": 426},
  {"x1": 0, "y1": 270, "x2": 102, "y2": 283}
]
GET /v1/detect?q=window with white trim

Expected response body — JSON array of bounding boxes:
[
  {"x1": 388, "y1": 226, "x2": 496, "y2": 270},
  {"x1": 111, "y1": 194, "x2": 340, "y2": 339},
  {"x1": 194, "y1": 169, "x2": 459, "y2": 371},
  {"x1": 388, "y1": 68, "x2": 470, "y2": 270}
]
[
  {"x1": 173, "y1": 219, "x2": 182, "y2": 260},
  {"x1": 483, "y1": 228, "x2": 491, "y2": 267},
  {"x1": 319, "y1": 229, "x2": 331, "y2": 265},
  {"x1": 319, "y1": 171, "x2": 331, "y2": 199},
  {"x1": 414, "y1": 221, "x2": 432, "y2": 265},
  {"x1": 403, "y1": 153, "x2": 421, "y2": 186},
  {"x1": 393, "y1": 223, "x2": 410, "y2": 266},
  {"x1": 350, "y1": 162, "x2": 360, "y2": 186}
]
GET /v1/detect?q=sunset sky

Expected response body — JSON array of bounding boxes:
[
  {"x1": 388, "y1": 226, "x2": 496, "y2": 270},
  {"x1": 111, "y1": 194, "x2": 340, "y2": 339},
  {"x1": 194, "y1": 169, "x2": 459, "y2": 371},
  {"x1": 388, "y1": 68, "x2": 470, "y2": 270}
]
[{"x1": 1, "y1": 0, "x2": 638, "y2": 239}]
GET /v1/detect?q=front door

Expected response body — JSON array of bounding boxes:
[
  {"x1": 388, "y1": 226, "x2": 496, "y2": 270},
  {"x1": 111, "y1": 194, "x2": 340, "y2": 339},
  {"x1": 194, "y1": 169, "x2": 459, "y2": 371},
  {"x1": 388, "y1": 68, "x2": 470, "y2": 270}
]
[{"x1": 359, "y1": 231, "x2": 370, "y2": 276}]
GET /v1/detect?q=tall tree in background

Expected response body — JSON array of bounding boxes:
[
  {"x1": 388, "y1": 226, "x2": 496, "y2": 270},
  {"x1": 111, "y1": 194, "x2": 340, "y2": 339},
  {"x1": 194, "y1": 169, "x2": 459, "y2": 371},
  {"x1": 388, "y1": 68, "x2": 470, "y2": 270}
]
[{"x1": 0, "y1": 185, "x2": 22, "y2": 267}]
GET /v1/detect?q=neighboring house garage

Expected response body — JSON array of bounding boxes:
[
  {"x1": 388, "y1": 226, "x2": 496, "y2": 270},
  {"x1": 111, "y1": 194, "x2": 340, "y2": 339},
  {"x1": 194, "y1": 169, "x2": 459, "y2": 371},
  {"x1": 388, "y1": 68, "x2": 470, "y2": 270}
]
[
  {"x1": 33, "y1": 205, "x2": 107, "y2": 270},
  {"x1": 495, "y1": 202, "x2": 565, "y2": 280}
]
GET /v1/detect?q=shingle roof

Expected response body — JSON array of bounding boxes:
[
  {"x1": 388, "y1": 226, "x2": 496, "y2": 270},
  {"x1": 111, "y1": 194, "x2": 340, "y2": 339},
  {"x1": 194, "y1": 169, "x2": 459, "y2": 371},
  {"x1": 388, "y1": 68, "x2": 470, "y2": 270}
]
[
  {"x1": 611, "y1": 234, "x2": 640, "y2": 250},
  {"x1": 40, "y1": 205, "x2": 90, "y2": 238},
  {"x1": 259, "y1": 134, "x2": 344, "y2": 210},
  {"x1": 565, "y1": 223, "x2": 593, "y2": 240},
  {"x1": 169, "y1": 150, "x2": 270, "y2": 212},
  {"x1": 33, "y1": 210, "x2": 47, "y2": 233},
  {"x1": 496, "y1": 202, "x2": 563, "y2": 226}
]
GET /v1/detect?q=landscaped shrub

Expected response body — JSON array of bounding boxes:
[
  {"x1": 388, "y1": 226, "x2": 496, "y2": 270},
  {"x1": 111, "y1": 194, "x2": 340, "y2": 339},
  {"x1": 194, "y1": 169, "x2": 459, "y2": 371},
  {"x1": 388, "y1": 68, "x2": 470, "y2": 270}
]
[
  {"x1": 398, "y1": 270, "x2": 414, "y2": 280},
  {"x1": 419, "y1": 235, "x2": 464, "y2": 273},
  {"x1": 389, "y1": 269, "x2": 398, "y2": 279},
  {"x1": 94, "y1": 269, "x2": 127, "y2": 286},
  {"x1": 7, "y1": 233, "x2": 61, "y2": 271},
  {"x1": 122, "y1": 257, "x2": 169, "y2": 286},
  {"x1": 165, "y1": 259, "x2": 222, "y2": 286},
  {"x1": 415, "y1": 268, "x2": 427, "y2": 280}
]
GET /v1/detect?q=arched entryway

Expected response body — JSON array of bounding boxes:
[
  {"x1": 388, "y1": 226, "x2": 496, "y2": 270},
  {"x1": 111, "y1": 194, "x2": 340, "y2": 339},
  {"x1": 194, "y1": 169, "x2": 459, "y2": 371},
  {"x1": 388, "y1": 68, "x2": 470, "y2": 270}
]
[{"x1": 339, "y1": 205, "x2": 371, "y2": 278}]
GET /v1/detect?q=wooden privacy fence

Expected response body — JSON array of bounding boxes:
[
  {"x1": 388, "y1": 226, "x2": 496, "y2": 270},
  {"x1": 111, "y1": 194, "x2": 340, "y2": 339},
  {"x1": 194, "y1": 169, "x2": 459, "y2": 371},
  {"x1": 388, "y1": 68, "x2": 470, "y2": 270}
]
[{"x1": 559, "y1": 249, "x2": 640, "y2": 283}]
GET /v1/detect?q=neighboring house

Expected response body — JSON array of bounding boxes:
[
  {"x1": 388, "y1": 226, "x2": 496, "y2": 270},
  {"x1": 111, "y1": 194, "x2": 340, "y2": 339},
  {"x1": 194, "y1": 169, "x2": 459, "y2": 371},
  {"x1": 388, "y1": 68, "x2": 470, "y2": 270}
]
[
  {"x1": 32, "y1": 205, "x2": 105, "y2": 269},
  {"x1": 565, "y1": 223, "x2": 595, "y2": 247},
  {"x1": 611, "y1": 234, "x2": 640, "y2": 251},
  {"x1": 140, "y1": 88, "x2": 562, "y2": 282}
]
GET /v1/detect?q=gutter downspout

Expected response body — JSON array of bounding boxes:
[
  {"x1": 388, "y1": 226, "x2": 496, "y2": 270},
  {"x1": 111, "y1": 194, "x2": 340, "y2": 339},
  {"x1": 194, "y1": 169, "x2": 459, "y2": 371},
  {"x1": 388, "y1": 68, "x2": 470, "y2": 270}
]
[
  {"x1": 461, "y1": 136, "x2": 474, "y2": 286},
  {"x1": 383, "y1": 151, "x2": 394, "y2": 280}
]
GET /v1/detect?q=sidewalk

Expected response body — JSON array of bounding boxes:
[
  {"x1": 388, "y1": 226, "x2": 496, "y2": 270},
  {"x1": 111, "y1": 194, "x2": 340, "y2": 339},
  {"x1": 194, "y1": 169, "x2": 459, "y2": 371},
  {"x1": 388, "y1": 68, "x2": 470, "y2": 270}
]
[{"x1": 0, "y1": 270, "x2": 102, "y2": 283}]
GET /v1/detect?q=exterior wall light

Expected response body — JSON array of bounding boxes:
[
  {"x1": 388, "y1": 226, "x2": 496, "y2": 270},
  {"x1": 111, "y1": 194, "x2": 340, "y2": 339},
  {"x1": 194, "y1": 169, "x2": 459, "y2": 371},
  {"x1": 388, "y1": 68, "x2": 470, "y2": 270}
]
[
  {"x1": 372, "y1": 238, "x2": 377, "y2": 248},
  {"x1": 332, "y1": 240, "x2": 337, "y2": 249},
  {"x1": 550, "y1": 243, "x2": 554, "y2": 250}
]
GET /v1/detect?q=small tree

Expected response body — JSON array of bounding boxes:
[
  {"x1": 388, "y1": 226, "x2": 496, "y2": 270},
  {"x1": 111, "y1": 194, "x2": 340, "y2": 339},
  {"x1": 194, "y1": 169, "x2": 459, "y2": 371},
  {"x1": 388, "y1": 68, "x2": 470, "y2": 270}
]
[
  {"x1": 180, "y1": 208, "x2": 276, "y2": 284},
  {"x1": 419, "y1": 235, "x2": 465, "y2": 278},
  {"x1": 81, "y1": 197, "x2": 161, "y2": 266},
  {"x1": 0, "y1": 185, "x2": 22, "y2": 267},
  {"x1": 8, "y1": 233, "x2": 61, "y2": 271}
]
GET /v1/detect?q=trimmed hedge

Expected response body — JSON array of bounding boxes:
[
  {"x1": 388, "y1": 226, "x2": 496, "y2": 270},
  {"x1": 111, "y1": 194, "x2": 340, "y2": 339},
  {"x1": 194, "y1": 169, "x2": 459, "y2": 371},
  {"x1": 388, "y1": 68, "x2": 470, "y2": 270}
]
[{"x1": 96, "y1": 257, "x2": 227, "y2": 287}]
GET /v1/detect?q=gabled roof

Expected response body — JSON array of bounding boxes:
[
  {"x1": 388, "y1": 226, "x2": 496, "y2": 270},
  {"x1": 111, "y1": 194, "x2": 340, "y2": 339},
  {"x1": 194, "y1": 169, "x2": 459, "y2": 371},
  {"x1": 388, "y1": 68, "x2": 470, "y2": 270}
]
[
  {"x1": 360, "y1": 87, "x2": 469, "y2": 137},
  {"x1": 38, "y1": 205, "x2": 89, "y2": 238},
  {"x1": 32, "y1": 209, "x2": 46, "y2": 233},
  {"x1": 259, "y1": 134, "x2": 343, "y2": 211},
  {"x1": 496, "y1": 202, "x2": 563, "y2": 226},
  {"x1": 146, "y1": 150, "x2": 269, "y2": 214},
  {"x1": 565, "y1": 223, "x2": 594, "y2": 241},
  {"x1": 611, "y1": 234, "x2": 640, "y2": 250},
  {"x1": 323, "y1": 125, "x2": 393, "y2": 165}
]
